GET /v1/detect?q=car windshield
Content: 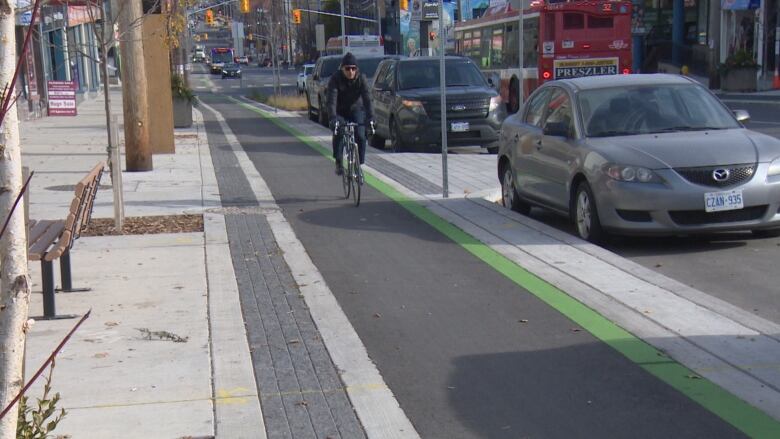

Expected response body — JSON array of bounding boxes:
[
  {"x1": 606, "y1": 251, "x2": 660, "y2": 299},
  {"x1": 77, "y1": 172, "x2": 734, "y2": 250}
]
[
  {"x1": 397, "y1": 60, "x2": 487, "y2": 90},
  {"x1": 304, "y1": 66, "x2": 313, "y2": 75},
  {"x1": 224, "y1": 63, "x2": 238, "y2": 69},
  {"x1": 320, "y1": 58, "x2": 342, "y2": 78},
  {"x1": 579, "y1": 84, "x2": 741, "y2": 137}
]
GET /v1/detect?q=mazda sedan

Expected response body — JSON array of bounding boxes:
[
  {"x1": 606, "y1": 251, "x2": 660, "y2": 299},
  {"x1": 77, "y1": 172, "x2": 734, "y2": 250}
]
[{"x1": 497, "y1": 74, "x2": 780, "y2": 242}]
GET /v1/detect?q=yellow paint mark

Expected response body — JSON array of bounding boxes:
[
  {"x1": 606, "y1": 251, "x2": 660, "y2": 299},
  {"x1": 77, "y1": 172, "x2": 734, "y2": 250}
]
[{"x1": 215, "y1": 387, "x2": 252, "y2": 405}]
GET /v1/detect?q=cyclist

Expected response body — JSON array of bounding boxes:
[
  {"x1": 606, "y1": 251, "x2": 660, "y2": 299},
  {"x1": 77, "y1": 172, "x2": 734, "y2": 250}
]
[{"x1": 327, "y1": 52, "x2": 374, "y2": 176}]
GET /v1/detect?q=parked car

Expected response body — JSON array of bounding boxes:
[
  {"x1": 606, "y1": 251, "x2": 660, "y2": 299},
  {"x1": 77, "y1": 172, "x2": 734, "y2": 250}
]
[
  {"x1": 235, "y1": 55, "x2": 249, "y2": 65},
  {"x1": 497, "y1": 73, "x2": 780, "y2": 242},
  {"x1": 297, "y1": 63, "x2": 315, "y2": 95},
  {"x1": 370, "y1": 56, "x2": 506, "y2": 152},
  {"x1": 192, "y1": 49, "x2": 206, "y2": 63},
  {"x1": 221, "y1": 63, "x2": 242, "y2": 79},
  {"x1": 306, "y1": 54, "x2": 400, "y2": 126}
]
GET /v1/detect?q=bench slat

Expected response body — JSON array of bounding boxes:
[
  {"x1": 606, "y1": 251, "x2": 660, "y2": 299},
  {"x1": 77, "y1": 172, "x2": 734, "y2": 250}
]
[{"x1": 28, "y1": 220, "x2": 65, "y2": 261}]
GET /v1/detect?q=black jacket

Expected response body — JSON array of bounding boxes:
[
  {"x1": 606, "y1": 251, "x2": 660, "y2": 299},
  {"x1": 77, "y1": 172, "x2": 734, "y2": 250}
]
[{"x1": 326, "y1": 70, "x2": 373, "y2": 121}]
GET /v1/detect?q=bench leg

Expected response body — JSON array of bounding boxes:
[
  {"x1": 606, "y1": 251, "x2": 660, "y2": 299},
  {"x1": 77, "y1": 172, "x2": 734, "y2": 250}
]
[
  {"x1": 31, "y1": 260, "x2": 77, "y2": 321},
  {"x1": 57, "y1": 250, "x2": 91, "y2": 293}
]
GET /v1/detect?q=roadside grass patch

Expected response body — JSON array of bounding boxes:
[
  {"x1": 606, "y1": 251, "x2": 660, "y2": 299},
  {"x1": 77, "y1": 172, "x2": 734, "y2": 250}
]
[{"x1": 267, "y1": 93, "x2": 308, "y2": 111}]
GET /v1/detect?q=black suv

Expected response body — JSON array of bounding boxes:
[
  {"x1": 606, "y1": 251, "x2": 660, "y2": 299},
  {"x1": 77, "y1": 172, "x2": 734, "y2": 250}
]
[
  {"x1": 370, "y1": 56, "x2": 506, "y2": 153},
  {"x1": 306, "y1": 54, "x2": 400, "y2": 127}
]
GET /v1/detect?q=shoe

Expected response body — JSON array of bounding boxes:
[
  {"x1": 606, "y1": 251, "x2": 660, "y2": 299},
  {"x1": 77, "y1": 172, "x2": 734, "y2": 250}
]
[{"x1": 335, "y1": 163, "x2": 344, "y2": 176}]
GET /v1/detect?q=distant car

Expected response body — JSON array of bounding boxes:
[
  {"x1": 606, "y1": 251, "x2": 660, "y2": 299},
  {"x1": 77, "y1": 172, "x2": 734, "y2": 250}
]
[
  {"x1": 306, "y1": 54, "x2": 401, "y2": 126},
  {"x1": 297, "y1": 64, "x2": 315, "y2": 95},
  {"x1": 497, "y1": 74, "x2": 780, "y2": 242},
  {"x1": 192, "y1": 50, "x2": 206, "y2": 63},
  {"x1": 235, "y1": 55, "x2": 249, "y2": 65},
  {"x1": 221, "y1": 63, "x2": 242, "y2": 79},
  {"x1": 370, "y1": 56, "x2": 505, "y2": 153}
]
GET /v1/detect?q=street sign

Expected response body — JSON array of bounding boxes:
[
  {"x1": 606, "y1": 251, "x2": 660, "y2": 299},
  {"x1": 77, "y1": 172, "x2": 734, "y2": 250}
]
[
  {"x1": 47, "y1": 81, "x2": 77, "y2": 116},
  {"x1": 316, "y1": 24, "x2": 326, "y2": 51}
]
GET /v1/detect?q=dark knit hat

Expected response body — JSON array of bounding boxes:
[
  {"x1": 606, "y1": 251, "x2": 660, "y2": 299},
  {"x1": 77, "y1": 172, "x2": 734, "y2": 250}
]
[{"x1": 341, "y1": 52, "x2": 357, "y2": 67}]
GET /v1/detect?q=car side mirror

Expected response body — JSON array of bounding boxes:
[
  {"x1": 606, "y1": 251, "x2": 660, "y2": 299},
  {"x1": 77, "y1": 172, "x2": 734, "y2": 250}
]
[
  {"x1": 544, "y1": 121, "x2": 571, "y2": 138},
  {"x1": 734, "y1": 109, "x2": 750, "y2": 123}
]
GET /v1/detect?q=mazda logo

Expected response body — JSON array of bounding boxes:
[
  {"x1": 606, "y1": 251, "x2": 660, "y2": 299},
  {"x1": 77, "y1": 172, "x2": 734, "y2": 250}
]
[
  {"x1": 712, "y1": 169, "x2": 730, "y2": 182},
  {"x1": 451, "y1": 105, "x2": 466, "y2": 111}
]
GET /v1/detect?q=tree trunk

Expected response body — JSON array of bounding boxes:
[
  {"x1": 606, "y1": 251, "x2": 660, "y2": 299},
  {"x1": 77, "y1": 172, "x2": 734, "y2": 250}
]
[
  {"x1": 0, "y1": 4, "x2": 32, "y2": 437},
  {"x1": 118, "y1": 0, "x2": 152, "y2": 171}
]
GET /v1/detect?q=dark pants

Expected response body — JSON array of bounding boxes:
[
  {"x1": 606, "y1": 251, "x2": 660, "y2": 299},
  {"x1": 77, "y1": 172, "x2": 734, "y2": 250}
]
[{"x1": 332, "y1": 109, "x2": 366, "y2": 165}]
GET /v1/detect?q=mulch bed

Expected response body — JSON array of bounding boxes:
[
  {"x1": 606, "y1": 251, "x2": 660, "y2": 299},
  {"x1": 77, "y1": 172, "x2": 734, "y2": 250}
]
[{"x1": 82, "y1": 214, "x2": 204, "y2": 236}]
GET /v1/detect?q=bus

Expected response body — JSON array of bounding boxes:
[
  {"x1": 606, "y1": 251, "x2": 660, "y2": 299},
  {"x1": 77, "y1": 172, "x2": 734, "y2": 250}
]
[
  {"x1": 454, "y1": 0, "x2": 632, "y2": 113},
  {"x1": 325, "y1": 35, "x2": 384, "y2": 57},
  {"x1": 209, "y1": 47, "x2": 235, "y2": 74}
]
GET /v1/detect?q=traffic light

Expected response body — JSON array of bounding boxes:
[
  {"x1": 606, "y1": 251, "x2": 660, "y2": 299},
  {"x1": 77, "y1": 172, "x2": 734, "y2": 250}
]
[
  {"x1": 429, "y1": 31, "x2": 437, "y2": 41},
  {"x1": 292, "y1": 9, "x2": 302, "y2": 24},
  {"x1": 400, "y1": 0, "x2": 408, "y2": 10},
  {"x1": 240, "y1": 0, "x2": 250, "y2": 14},
  {"x1": 205, "y1": 9, "x2": 213, "y2": 25}
]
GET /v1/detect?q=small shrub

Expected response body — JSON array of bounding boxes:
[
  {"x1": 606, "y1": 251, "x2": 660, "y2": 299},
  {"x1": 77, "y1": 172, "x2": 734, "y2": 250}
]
[
  {"x1": 719, "y1": 49, "x2": 758, "y2": 73},
  {"x1": 247, "y1": 88, "x2": 268, "y2": 104},
  {"x1": 17, "y1": 364, "x2": 67, "y2": 439},
  {"x1": 171, "y1": 74, "x2": 197, "y2": 105}
]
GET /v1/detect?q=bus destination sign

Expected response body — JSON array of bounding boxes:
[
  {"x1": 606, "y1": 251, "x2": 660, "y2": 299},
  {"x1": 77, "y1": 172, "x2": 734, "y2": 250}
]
[{"x1": 553, "y1": 58, "x2": 619, "y2": 79}]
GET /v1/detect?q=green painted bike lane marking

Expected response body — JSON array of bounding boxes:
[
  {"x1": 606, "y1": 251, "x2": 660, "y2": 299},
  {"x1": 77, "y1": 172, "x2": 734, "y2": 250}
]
[{"x1": 227, "y1": 95, "x2": 780, "y2": 438}]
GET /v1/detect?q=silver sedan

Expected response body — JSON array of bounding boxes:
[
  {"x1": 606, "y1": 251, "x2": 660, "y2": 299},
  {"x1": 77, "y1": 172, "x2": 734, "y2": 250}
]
[{"x1": 497, "y1": 74, "x2": 780, "y2": 242}]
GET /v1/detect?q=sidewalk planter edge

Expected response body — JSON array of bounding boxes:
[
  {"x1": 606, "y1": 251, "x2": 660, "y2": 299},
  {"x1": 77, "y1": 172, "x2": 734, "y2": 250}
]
[
  {"x1": 720, "y1": 67, "x2": 758, "y2": 92},
  {"x1": 173, "y1": 96, "x2": 193, "y2": 128}
]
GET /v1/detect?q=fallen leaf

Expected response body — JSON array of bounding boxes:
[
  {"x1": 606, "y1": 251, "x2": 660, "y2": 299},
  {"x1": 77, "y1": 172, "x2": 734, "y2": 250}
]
[
  {"x1": 686, "y1": 374, "x2": 702, "y2": 380},
  {"x1": 105, "y1": 321, "x2": 119, "y2": 327},
  {"x1": 655, "y1": 263, "x2": 663, "y2": 268},
  {"x1": 570, "y1": 328, "x2": 582, "y2": 333},
  {"x1": 518, "y1": 319, "x2": 529, "y2": 324},
  {"x1": 373, "y1": 313, "x2": 382, "y2": 318},
  {"x1": 288, "y1": 339, "x2": 301, "y2": 345},
  {"x1": 94, "y1": 352, "x2": 109, "y2": 359},
  {"x1": 296, "y1": 400, "x2": 308, "y2": 407}
]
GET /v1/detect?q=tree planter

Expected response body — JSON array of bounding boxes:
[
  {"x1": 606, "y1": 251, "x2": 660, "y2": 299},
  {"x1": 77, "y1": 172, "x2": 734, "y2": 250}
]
[
  {"x1": 173, "y1": 96, "x2": 193, "y2": 128},
  {"x1": 720, "y1": 67, "x2": 757, "y2": 92}
]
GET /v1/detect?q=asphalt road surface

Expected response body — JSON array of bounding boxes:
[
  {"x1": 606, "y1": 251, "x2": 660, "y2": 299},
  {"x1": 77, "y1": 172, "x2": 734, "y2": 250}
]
[{"x1": 198, "y1": 84, "x2": 749, "y2": 437}]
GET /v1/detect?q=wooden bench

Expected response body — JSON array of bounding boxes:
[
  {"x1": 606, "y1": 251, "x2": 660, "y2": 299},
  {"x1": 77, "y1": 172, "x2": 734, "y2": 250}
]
[{"x1": 28, "y1": 162, "x2": 104, "y2": 319}]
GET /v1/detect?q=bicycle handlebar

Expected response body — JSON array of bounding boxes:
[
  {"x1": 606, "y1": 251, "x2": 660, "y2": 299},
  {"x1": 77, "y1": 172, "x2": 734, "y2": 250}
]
[{"x1": 333, "y1": 120, "x2": 376, "y2": 136}]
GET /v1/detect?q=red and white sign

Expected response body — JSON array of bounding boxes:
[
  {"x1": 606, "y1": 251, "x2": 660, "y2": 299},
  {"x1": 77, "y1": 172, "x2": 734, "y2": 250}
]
[{"x1": 47, "y1": 81, "x2": 77, "y2": 116}]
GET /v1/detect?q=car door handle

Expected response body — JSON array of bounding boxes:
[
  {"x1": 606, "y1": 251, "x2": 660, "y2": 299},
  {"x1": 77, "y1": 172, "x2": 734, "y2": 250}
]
[{"x1": 535, "y1": 139, "x2": 543, "y2": 150}]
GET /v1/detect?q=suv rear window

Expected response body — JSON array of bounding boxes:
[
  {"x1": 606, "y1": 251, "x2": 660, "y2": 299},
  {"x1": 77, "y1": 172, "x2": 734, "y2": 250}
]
[
  {"x1": 357, "y1": 58, "x2": 384, "y2": 78},
  {"x1": 398, "y1": 60, "x2": 487, "y2": 90}
]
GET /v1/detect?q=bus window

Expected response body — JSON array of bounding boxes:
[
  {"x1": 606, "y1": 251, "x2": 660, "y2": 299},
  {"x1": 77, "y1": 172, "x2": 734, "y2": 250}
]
[
  {"x1": 588, "y1": 16, "x2": 614, "y2": 29},
  {"x1": 504, "y1": 24, "x2": 518, "y2": 67},
  {"x1": 544, "y1": 13, "x2": 555, "y2": 40},
  {"x1": 563, "y1": 13, "x2": 584, "y2": 30},
  {"x1": 524, "y1": 17, "x2": 539, "y2": 68},
  {"x1": 481, "y1": 29, "x2": 491, "y2": 67},
  {"x1": 491, "y1": 27, "x2": 504, "y2": 68}
]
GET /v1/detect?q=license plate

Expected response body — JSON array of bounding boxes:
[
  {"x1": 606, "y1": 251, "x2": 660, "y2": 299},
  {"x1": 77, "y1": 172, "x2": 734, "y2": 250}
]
[
  {"x1": 704, "y1": 189, "x2": 744, "y2": 212},
  {"x1": 451, "y1": 122, "x2": 469, "y2": 132}
]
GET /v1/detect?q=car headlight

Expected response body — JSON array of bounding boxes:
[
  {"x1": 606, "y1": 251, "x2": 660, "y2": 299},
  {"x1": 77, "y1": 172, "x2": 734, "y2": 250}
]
[
  {"x1": 769, "y1": 157, "x2": 780, "y2": 177},
  {"x1": 605, "y1": 164, "x2": 661, "y2": 183},
  {"x1": 401, "y1": 99, "x2": 426, "y2": 115},
  {"x1": 222, "y1": 70, "x2": 227, "y2": 74},
  {"x1": 236, "y1": 69, "x2": 241, "y2": 74},
  {"x1": 489, "y1": 95, "x2": 502, "y2": 112}
]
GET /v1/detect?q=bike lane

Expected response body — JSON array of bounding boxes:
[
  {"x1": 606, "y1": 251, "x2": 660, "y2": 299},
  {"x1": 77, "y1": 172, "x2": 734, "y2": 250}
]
[{"x1": 199, "y1": 93, "x2": 750, "y2": 438}]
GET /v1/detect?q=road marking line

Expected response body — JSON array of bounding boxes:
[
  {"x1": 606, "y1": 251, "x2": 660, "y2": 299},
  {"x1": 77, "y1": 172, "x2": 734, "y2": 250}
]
[
  {"x1": 230, "y1": 95, "x2": 780, "y2": 438},
  {"x1": 200, "y1": 99, "x2": 420, "y2": 439}
]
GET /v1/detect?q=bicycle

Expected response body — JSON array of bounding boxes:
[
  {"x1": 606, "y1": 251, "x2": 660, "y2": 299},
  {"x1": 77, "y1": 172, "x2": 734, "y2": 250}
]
[{"x1": 334, "y1": 121, "x2": 374, "y2": 207}]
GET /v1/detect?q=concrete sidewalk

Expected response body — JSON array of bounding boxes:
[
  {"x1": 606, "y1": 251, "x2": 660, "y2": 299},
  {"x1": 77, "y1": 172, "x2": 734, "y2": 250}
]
[{"x1": 20, "y1": 89, "x2": 264, "y2": 438}]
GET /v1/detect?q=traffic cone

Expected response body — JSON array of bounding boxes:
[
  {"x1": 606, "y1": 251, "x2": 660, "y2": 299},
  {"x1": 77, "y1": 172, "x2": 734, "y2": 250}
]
[{"x1": 774, "y1": 67, "x2": 780, "y2": 89}]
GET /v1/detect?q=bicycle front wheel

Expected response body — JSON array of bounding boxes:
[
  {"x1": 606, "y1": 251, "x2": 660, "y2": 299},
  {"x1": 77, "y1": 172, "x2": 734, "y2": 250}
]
[
  {"x1": 341, "y1": 144, "x2": 351, "y2": 199},
  {"x1": 351, "y1": 144, "x2": 361, "y2": 207}
]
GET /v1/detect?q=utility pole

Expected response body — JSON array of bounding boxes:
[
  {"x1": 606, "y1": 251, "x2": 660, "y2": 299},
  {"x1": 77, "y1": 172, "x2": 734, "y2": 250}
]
[
  {"x1": 340, "y1": 0, "x2": 346, "y2": 54},
  {"x1": 118, "y1": 0, "x2": 152, "y2": 171}
]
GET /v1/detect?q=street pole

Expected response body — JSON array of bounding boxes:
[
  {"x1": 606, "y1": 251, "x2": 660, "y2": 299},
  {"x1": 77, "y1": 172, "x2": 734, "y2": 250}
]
[
  {"x1": 439, "y1": 0, "x2": 448, "y2": 198},
  {"x1": 375, "y1": 0, "x2": 381, "y2": 38},
  {"x1": 518, "y1": 1, "x2": 524, "y2": 108},
  {"x1": 340, "y1": 0, "x2": 346, "y2": 54}
]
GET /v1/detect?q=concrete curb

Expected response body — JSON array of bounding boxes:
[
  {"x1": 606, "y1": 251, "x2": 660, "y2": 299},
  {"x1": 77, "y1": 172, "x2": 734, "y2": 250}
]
[{"x1": 193, "y1": 107, "x2": 267, "y2": 438}]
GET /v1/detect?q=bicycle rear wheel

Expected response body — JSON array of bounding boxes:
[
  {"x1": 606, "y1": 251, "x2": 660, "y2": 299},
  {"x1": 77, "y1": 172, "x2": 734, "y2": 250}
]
[
  {"x1": 351, "y1": 142, "x2": 361, "y2": 207},
  {"x1": 341, "y1": 141, "x2": 350, "y2": 199}
]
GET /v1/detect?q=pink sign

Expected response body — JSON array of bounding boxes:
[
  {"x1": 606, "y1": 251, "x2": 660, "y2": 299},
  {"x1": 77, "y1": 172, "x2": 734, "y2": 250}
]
[{"x1": 47, "y1": 81, "x2": 77, "y2": 116}]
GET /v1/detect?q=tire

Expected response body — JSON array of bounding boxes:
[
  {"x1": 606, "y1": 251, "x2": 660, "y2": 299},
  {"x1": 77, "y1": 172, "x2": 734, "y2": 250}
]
[
  {"x1": 341, "y1": 149, "x2": 351, "y2": 199},
  {"x1": 751, "y1": 228, "x2": 780, "y2": 238},
  {"x1": 370, "y1": 133, "x2": 386, "y2": 149},
  {"x1": 318, "y1": 95, "x2": 329, "y2": 127},
  {"x1": 389, "y1": 118, "x2": 405, "y2": 153},
  {"x1": 501, "y1": 166, "x2": 530, "y2": 214},
  {"x1": 306, "y1": 95, "x2": 317, "y2": 122},
  {"x1": 573, "y1": 182, "x2": 606, "y2": 243},
  {"x1": 352, "y1": 151, "x2": 361, "y2": 207}
]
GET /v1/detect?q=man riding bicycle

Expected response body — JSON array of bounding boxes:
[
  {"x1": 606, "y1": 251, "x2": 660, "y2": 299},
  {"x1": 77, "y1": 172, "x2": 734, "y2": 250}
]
[{"x1": 327, "y1": 52, "x2": 374, "y2": 176}]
